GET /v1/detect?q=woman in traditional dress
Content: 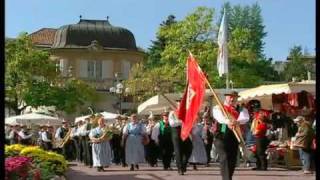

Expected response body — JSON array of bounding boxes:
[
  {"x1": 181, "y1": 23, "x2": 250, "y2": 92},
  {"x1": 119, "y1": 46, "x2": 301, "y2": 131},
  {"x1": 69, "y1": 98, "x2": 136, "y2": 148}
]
[
  {"x1": 189, "y1": 116, "x2": 207, "y2": 170},
  {"x1": 89, "y1": 117, "x2": 112, "y2": 172},
  {"x1": 123, "y1": 114, "x2": 148, "y2": 171}
]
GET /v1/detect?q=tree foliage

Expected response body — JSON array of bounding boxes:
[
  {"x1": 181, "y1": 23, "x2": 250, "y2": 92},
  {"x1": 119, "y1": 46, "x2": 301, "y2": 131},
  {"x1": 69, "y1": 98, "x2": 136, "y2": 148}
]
[
  {"x1": 5, "y1": 33, "x2": 97, "y2": 115},
  {"x1": 282, "y1": 45, "x2": 308, "y2": 81},
  {"x1": 125, "y1": 4, "x2": 279, "y2": 102}
]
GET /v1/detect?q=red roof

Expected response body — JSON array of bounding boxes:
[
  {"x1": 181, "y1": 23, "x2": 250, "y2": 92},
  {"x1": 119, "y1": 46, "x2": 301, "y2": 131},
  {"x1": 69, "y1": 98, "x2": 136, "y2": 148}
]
[{"x1": 29, "y1": 28, "x2": 57, "y2": 46}]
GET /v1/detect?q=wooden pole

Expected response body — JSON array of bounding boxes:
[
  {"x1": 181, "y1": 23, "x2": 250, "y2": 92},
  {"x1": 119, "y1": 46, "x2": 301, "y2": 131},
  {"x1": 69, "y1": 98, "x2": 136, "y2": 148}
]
[{"x1": 203, "y1": 77, "x2": 248, "y2": 160}]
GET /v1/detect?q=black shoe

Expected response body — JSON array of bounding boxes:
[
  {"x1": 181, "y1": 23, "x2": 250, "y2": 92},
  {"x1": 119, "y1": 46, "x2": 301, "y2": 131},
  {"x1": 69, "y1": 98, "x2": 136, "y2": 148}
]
[
  {"x1": 178, "y1": 170, "x2": 184, "y2": 175},
  {"x1": 130, "y1": 165, "x2": 134, "y2": 171},
  {"x1": 135, "y1": 164, "x2": 139, "y2": 170},
  {"x1": 252, "y1": 167, "x2": 262, "y2": 170},
  {"x1": 193, "y1": 165, "x2": 197, "y2": 170}
]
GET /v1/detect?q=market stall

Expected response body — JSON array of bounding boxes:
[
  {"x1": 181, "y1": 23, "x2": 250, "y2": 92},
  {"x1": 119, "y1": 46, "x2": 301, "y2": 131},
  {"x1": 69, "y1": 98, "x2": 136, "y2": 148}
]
[{"x1": 239, "y1": 80, "x2": 315, "y2": 169}]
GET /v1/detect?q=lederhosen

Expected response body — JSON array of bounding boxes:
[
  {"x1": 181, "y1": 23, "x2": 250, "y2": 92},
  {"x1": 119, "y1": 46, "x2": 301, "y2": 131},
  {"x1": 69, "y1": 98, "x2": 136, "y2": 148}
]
[
  {"x1": 158, "y1": 120, "x2": 173, "y2": 169},
  {"x1": 213, "y1": 105, "x2": 239, "y2": 180}
]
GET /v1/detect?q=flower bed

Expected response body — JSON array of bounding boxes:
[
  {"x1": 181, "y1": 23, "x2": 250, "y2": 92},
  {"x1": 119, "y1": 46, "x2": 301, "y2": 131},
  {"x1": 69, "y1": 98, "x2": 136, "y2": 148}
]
[{"x1": 5, "y1": 144, "x2": 68, "y2": 180}]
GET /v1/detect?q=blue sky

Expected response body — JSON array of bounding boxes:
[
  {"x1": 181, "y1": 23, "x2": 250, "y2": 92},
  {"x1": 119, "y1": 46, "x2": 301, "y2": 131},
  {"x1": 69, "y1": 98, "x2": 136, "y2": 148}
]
[{"x1": 5, "y1": 0, "x2": 315, "y2": 61}]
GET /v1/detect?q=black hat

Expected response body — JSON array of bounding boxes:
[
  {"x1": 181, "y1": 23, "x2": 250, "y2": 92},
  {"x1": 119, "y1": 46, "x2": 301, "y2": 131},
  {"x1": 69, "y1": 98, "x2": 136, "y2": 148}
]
[
  {"x1": 249, "y1": 99, "x2": 261, "y2": 111},
  {"x1": 224, "y1": 91, "x2": 239, "y2": 97},
  {"x1": 162, "y1": 112, "x2": 169, "y2": 116}
]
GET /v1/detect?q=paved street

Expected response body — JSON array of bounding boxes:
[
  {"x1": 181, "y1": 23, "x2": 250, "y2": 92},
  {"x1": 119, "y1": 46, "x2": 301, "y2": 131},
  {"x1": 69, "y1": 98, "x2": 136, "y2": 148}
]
[{"x1": 65, "y1": 162, "x2": 316, "y2": 180}]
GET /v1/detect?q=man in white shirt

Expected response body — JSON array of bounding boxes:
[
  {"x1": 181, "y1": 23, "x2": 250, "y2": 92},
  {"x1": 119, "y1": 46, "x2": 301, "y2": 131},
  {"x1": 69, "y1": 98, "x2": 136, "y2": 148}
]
[
  {"x1": 169, "y1": 99, "x2": 193, "y2": 175},
  {"x1": 212, "y1": 91, "x2": 249, "y2": 180},
  {"x1": 18, "y1": 124, "x2": 33, "y2": 145}
]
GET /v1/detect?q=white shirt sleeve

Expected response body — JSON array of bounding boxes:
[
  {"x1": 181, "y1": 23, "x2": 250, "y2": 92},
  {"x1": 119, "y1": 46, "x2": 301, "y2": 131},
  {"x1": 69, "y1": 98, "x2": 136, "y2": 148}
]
[
  {"x1": 212, "y1": 106, "x2": 229, "y2": 124},
  {"x1": 89, "y1": 128, "x2": 95, "y2": 139},
  {"x1": 18, "y1": 131, "x2": 33, "y2": 139},
  {"x1": 237, "y1": 107, "x2": 250, "y2": 124},
  {"x1": 41, "y1": 132, "x2": 51, "y2": 142},
  {"x1": 169, "y1": 111, "x2": 182, "y2": 127},
  {"x1": 7, "y1": 131, "x2": 15, "y2": 139},
  {"x1": 122, "y1": 124, "x2": 129, "y2": 135},
  {"x1": 151, "y1": 123, "x2": 160, "y2": 143},
  {"x1": 55, "y1": 128, "x2": 62, "y2": 140},
  {"x1": 141, "y1": 123, "x2": 147, "y2": 135}
]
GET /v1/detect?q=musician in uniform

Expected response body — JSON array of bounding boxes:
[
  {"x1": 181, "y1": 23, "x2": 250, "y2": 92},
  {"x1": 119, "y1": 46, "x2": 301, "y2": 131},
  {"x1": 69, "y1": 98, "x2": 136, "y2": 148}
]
[
  {"x1": 17, "y1": 124, "x2": 33, "y2": 145},
  {"x1": 145, "y1": 113, "x2": 159, "y2": 167},
  {"x1": 81, "y1": 117, "x2": 94, "y2": 167},
  {"x1": 120, "y1": 116, "x2": 129, "y2": 167},
  {"x1": 169, "y1": 99, "x2": 193, "y2": 175},
  {"x1": 7, "y1": 124, "x2": 19, "y2": 145},
  {"x1": 73, "y1": 120, "x2": 84, "y2": 163},
  {"x1": 211, "y1": 91, "x2": 249, "y2": 180},
  {"x1": 110, "y1": 115, "x2": 123, "y2": 165},
  {"x1": 151, "y1": 111, "x2": 173, "y2": 170},
  {"x1": 89, "y1": 117, "x2": 112, "y2": 172},
  {"x1": 122, "y1": 114, "x2": 148, "y2": 171},
  {"x1": 202, "y1": 113, "x2": 214, "y2": 166},
  {"x1": 41, "y1": 124, "x2": 53, "y2": 151},
  {"x1": 55, "y1": 120, "x2": 74, "y2": 161}
]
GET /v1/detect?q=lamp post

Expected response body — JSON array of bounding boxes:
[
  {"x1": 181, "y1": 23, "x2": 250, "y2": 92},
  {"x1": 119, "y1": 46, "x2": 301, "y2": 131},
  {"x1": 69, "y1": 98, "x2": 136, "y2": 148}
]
[{"x1": 109, "y1": 73, "x2": 130, "y2": 114}]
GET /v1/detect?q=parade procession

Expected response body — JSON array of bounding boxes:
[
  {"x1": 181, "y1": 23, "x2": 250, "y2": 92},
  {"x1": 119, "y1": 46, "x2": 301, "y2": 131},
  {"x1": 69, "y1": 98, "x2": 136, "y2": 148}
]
[{"x1": 5, "y1": 1, "x2": 316, "y2": 180}]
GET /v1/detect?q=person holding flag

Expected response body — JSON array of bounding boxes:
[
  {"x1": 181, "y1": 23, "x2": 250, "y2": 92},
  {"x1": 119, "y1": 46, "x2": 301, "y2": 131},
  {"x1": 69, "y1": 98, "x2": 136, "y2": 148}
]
[
  {"x1": 211, "y1": 91, "x2": 250, "y2": 180},
  {"x1": 172, "y1": 52, "x2": 207, "y2": 175}
]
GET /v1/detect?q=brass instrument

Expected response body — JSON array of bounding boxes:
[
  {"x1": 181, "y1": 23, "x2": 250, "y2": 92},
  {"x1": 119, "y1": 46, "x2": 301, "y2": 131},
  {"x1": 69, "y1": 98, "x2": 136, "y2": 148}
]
[
  {"x1": 55, "y1": 128, "x2": 72, "y2": 148},
  {"x1": 90, "y1": 125, "x2": 113, "y2": 144}
]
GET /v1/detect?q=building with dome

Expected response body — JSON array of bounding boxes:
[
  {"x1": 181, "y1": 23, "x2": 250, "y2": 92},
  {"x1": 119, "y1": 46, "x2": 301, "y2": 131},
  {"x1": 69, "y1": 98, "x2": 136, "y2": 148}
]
[{"x1": 29, "y1": 18, "x2": 145, "y2": 116}]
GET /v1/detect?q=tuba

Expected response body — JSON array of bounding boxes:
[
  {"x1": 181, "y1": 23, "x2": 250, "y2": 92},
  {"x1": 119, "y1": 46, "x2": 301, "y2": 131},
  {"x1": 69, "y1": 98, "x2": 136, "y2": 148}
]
[{"x1": 55, "y1": 128, "x2": 72, "y2": 148}]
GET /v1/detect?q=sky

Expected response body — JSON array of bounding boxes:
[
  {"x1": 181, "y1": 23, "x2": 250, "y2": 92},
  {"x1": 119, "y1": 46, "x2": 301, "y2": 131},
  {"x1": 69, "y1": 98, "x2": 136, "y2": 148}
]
[{"x1": 5, "y1": 0, "x2": 315, "y2": 61}]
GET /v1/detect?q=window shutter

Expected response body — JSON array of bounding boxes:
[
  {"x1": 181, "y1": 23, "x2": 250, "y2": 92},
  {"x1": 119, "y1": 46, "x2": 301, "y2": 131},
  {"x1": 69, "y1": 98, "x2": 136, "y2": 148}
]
[
  {"x1": 122, "y1": 60, "x2": 131, "y2": 79},
  {"x1": 79, "y1": 60, "x2": 88, "y2": 78},
  {"x1": 102, "y1": 60, "x2": 113, "y2": 79}
]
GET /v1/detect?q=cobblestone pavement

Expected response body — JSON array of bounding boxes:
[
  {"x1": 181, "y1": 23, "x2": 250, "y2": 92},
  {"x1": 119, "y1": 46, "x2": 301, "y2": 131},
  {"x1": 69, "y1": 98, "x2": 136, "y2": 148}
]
[{"x1": 65, "y1": 162, "x2": 316, "y2": 180}]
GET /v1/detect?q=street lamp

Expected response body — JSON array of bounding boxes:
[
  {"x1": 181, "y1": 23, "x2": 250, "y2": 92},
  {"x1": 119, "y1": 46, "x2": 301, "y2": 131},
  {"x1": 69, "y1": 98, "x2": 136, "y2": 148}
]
[{"x1": 109, "y1": 73, "x2": 130, "y2": 114}]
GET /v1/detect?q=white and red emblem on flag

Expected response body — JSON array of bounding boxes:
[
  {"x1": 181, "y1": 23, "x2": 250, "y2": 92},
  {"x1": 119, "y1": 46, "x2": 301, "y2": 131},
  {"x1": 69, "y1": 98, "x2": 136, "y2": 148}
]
[{"x1": 176, "y1": 53, "x2": 206, "y2": 141}]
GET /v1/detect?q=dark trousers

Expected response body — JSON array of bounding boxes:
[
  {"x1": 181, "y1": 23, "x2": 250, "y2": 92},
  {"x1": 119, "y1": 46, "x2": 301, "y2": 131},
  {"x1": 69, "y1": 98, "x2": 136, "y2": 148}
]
[
  {"x1": 81, "y1": 136, "x2": 93, "y2": 166},
  {"x1": 255, "y1": 137, "x2": 269, "y2": 170},
  {"x1": 159, "y1": 134, "x2": 173, "y2": 168},
  {"x1": 171, "y1": 126, "x2": 193, "y2": 172},
  {"x1": 74, "y1": 137, "x2": 83, "y2": 162},
  {"x1": 146, "y1": 135, "x2": 159, "y2": 166},
  {"x1": 213, "y1": 130, "x2": 239, "y2": 180},
  {"x1": 205, "y1": 135, "x2": 214, "y2": 164},
  {"x1": 111, "y1": 134, "x2": 122, "y2": 164}
]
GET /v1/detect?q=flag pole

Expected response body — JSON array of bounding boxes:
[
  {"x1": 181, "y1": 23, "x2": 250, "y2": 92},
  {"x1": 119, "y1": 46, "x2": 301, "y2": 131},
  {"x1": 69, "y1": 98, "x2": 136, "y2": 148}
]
[
  {"x1": 160, "y1": 93, "x2": 178, "y2": 110},
  {"x1": 226, "y1": 73, "x2": 230, "y2": 89},
  {"x1": 203, "y1": 75, "x2": 249, "y2": 160}
]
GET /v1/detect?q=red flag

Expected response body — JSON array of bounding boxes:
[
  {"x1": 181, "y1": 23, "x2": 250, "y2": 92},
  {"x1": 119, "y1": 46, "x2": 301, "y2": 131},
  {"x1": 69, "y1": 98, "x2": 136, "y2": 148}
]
[{"x1": 177, "y1": 53, "x2": 206, "y2": 140}]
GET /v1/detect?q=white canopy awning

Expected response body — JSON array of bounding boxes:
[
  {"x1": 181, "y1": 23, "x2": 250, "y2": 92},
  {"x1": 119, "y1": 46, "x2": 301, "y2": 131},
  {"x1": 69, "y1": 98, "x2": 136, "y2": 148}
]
[
  {"x1": 5, "y1": 112, "x2": 62, "y2": 126},
  {"x1": 75, "y1": 111, "x2": 119, "y2": 124},
  {"x1": 138, "y1": 89, "x2": 247, "y2": 115}
]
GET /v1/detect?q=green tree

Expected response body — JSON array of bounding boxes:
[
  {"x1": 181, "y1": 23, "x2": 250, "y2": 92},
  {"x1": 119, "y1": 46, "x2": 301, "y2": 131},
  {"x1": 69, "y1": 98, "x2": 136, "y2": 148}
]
[
  {"x1": 282, "y1": 45, "x2": 307, "y2": 81},
  {"x1": 5, "y1": 33, "x2": 97, "y2": 115},
  {"x1": 145, "y1": 15, "x2": 177, "y2": 68}
]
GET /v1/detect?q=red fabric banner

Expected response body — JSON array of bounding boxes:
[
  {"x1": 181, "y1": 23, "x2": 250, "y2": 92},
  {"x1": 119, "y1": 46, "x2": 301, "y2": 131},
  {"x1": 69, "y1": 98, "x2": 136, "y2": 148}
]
[{"x1": 177, "y1": 54, "x2": 206, "y2": 141}]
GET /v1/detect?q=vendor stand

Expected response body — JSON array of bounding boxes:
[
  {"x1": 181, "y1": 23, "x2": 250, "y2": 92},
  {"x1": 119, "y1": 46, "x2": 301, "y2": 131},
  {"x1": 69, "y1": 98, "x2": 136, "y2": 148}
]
[{"x1": 239, "y1": 80, "x2": 315, "y2": 169}]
